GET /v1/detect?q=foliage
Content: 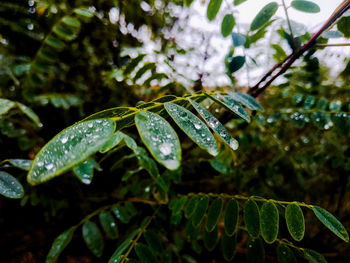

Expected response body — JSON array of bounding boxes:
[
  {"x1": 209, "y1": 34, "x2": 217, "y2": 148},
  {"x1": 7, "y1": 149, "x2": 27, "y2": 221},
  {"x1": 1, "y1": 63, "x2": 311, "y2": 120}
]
[{"x1": 1, "y1": 0, "x2": 350, "y2": 262}]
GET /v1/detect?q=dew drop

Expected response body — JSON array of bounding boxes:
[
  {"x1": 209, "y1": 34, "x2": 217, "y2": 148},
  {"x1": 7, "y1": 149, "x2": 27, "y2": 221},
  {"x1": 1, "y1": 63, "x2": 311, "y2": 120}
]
[
  {"x1": 194, "y1": 123, "x2": 201, "y2": 130},
  {"x1": 159, "y1": 142, "x2": 172, "y2": 156},
  {"x1": 61, "y1": 136, "x2": 68, "y2": 144},
  {"x1": 45, "y1": 163, "x2": 54, "y2": 170}
]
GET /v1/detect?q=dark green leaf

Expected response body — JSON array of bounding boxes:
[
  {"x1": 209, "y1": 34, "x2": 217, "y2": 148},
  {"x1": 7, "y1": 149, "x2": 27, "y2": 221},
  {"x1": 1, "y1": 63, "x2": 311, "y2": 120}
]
[
  {"x1": 99, "y1": 212, "x2": 118, "y2": 239},
  {"x1": 28, "y1": 119, "x2": 115, "y2": 185},
  {"x1": 7, "y1": 159, "x2": 32, "y2": 171},
  {"x1": 124, "y1": 54, "x2": 146, "y2": 75},
  {"x1": 170, "y1": 196, "x2": 188, "y2": 215},
  {"x1": 134, "y1": 63, "x2": 156, "y2": 81},
  {"x1": 244, "y1": 200, "x2": 260, "y2": 238},
  {"x1": 100, "y1": 131, "x2": 124, "y2": 153},
  {"x1": 74, "y1": 7, "x2": 94, "y2": 18},
  {"x1": 165, "y1": 102, "x2": 219, "y2": 156},
  {"x1": 338, "y1": 17, "x2": 350, "y2": 37},
  {"x1": 0, "y1": 171, "x2": 24, "y2": 199},
  {"x1": 224, "y1": 199, "x2": 239, "y2": 236},
  {"x1": 228, "y1": 56, "x2": 245, "y2": 73},
  {"x1": 112, "y1": 205, "x2": 132, "y2": 223},
  {"x1": 246, "y1": 238, "x2": 265, "y2": 263},
  {"x1": 62, "y1": 16, "x2": 81, "y2": 28},
  {"x1": 184, "y1": 0, "x2": 195, "y2": 7},
  {"x1": 285, "y1": 204, "x2": 305, "y2": 241},
  {"x1": 82, "y1": 221, "x2": 104, "y2": 257},
  {"x1": 231, "y1": 33, "x2": 246, "y2": 46},
  {"x1": 221, "y1": 14, "x2": 236, "y2": 37},
  {"x1": 313, "y1": 206, "x2": 349, "y2": 242},
  {"x1": 221, "y1": 95, "x2": 251, "y2": 122},
  {"x1": 46, "y1": 228, "x2": 74, "y2": 263},
  {"x1": 192, "y1": 196, "x2": 209, "y2": 227},
  {"x1": 204, "y1": 225, "x2": 218, "y2": 251},
  {"x1": 207, "y1": 0, "x2": 223, "y2": 21},
  {"x1": 108, "y1": 229, "x2": 139, "y2": 263},
  {"x1": 189, "y1": 99, "x2": 239, "y2": 150},
  {"x1": 260, "y1": 202, "x2": 279, "y2": 244},
  {"x1": 221, "y1": 232, "x2": 237, "y2": 261},
  {"x1": 291, "y1": 1, "x2": 320, "y2": 13},
  {"x1": 135, "y1": 243, "x2": 159, "y2": 263},
  {"x1": 53, "y1": 25, "x2": 76, "y2": 41},
  {"x1": 228, "y1": 92, "x2": 264, "y2": 111},
  {"x1": 135, "y1": 111, "x2": 181, "y2": 170},
  {"x1": 72, "y1": 158, "x2": 99, "y2": 185},
  {"x1": 234, "y1": 0, "x2": 247, "y2": 5},
  {"x1": 44, "y1": 36, "x2": 65, "y2": 50},
  {"x1": 304, "y1": 249, "x2": 327, "y2": 263},
  {"x1": 206, "y1": 198, "x2": 223, "y2": 232},
  {"x1": 185, "y1": 196, "x2": 199, "y2": 219},
  {"x1": 144, "y1": 230, "x2": 163, "y2": 252},
  {"x1": 186, "y1": 218, "x2": 201, "y2": 240},
  {"x1": 250, "y1": 2, "x2": 278, "y2": 31},
  {"x1": 277, "y1": 244, "x2": 297, "y2": 263}
]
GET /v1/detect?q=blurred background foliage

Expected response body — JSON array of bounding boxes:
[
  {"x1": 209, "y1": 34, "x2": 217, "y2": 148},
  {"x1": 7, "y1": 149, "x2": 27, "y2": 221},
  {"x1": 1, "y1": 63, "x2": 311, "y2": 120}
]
[{"x1": 0, "y1": 0, "x2": 350, "y2": 262}]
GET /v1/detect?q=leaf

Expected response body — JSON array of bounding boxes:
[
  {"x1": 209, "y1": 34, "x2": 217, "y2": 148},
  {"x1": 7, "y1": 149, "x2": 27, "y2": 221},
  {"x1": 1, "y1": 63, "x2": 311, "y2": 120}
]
[
  {"x1": 260, "y1": 202, "x2": 279, "y2": 244},
  {"x1": 170, "y1": 196, "x2": 188, "y2": 215},
  {"x1": 72, "y1": 158, "x2": 99, "y2": 185},
  {"x1": 7, "y1": 159, "x2": 32, "y2": 171},
  {"x1": 291, "y1": 1, "x2": 320, "y2": 13},
  {"x1": 228, "y1": 92, "x2": 264, "y2": 111},
  {"x1": 112, "y1": 205, "x2": 132, "y2": 224},
  {"x1": 231, "y1": 33, "x2": 246, "y2": 47},
  {"x1": 224, "y1": 199, "x2": 239, "y2": 236},
  {"x1": 144, "y1": 230, "x2": 163, "y2": 252},
  {"x1": 44, "y1": 36, "x2": 65, "y2": 50},
  {"x1": 221, "y1": 232, "x2": 237, "y2": 261},
  {"x1": 221, "y1": 14, "x2": 235, "y2": 37},
  {"x1": 62, "y1": 16, "x2": 81, "y2": 29},
  {"x1": 276, "y1": 244, "x2": 297, "y2": 263},
  {"x1": 186, "y1": 218, "x2": 201, "y2": 240},
  {"x1": 74, "y1": 7, "x2": 94, "y2": 19},
  {"x1": 285, "y1": 204, "x2": 305, "y2": 241},
  {"x1": 135, "y1": 111, "x2": 181, "y2": 170},
  {"x1": 304, "y1": 249, "x2": 327, "y2": 263},
  {"x1": 221, "y1": 95, "x2": 251, "y2": 122},
  {"x1": 108, "y1": 229, "x2": 139, "y2": 263},
  {"x1": 134, "y1": 63, "x2": 156, "y2": 81},
  {"x1": 192, "y1": 196, "x2": 209, "y2": 227},
  {"x1": 82, "y1": 221, "x2": 104, "y2": 257},
  {"x1": 207, "y1": 0, "x2": 223, "y2": 21},
  {"x1": 244, "y1": 200, "x2": 260, "y2": 238},
  {"x1": 227, "y1": 56, "x2": 246, "y2": 73},
  {"x1": 165, "y1": 102, "x2": 219, "y2": 156},
  {"x1": 184, "y1": 0, "x2": 195, "y2": 7},
  {"x1": 246, "y1": 238, "x2": 265, "y2": 263},
  {"x1": 312, "y1": 206, "x2": 349, "y2": 242},
  {"x1": 338, "y1": 17, "x2": 350, "y2": 38},
  {"x1": 234, "y1": 0, "x2": 247, "y2": 5},
  {"x1": 250, "y1": 2, "x2": 278, "y2": 31},
  {"x1": 0, "y1": 171, "x2": 24, "y2": 199},
  {"x1": 124, "y1": 54, "x2": 146, "y2": 75},
  {"x1": 0, "y1": 98, "x2": 15, "y2": 115},
  {"x1": 100, "y1": 131, "x2": 124, "y2": 153},
  {"x1": 204, "y1": 225, "x2": 218, "y2": 251},
  {"x1": 189, "y1": 99, "x2": 239, "y2": 150},
  {"x1": 99, "y1": 212, "x2": 118, "y2": 239},
  {"x1": 53, "y1": 25, "x2": 76, "y2": 41},
  {"x1": 135, "y1": 243, "x2": 159, "y2": 263},
  {"x1": 46, "y1": 228, "x2": 74, "y2": 263},
  {"x1": 185, "y1": 196, "x2": 199, "y2": 219},
  {"x1": 205, "y1": 198, "x2": 223, "y2": 232},
  {"x1": 28, "y1": 119, "x2": 115, "y2": 185}
]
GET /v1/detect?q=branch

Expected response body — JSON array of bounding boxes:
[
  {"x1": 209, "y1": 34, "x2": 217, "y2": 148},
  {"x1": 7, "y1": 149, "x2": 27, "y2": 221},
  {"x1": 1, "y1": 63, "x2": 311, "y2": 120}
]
[{"x1": 249, "y1": 0, "x2": 350, "y2": 98}]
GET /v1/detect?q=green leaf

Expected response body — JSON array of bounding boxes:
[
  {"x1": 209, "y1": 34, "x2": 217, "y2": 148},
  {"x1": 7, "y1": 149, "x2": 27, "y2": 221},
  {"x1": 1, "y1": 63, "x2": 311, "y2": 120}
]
[
  {"x1": 221, "y1": 232, "x2": 237, "y2": 261},
  {"x1": 184, "y1": 0, "x2": 195, "y2": 7},
  {"x1": 124, "y1": 54, "x2": 146, "y2": 75},
  {"x1": 192, "y1": 196, "x2": 209, "y2": 227},
  {"x1": 135, "y1": 111, "x2": 181, "y2": 170},
  {"x1": 28, "y1": 119, "x2": 115, "y2": 185},
  {"x1": 313, "y1": 206, "x2": 349, "y2": 242},
  {"x1": 0, "y1": 171, "x2": 24, "y2": 199},
  {"x1": 304, "y1": 249, "x2": 327, "y2": 263},
  {"x1": 338, "y1": 17, "x2": 350, "y2": 38},
  {"x1": 7, "y1": 159, "x2": 32, "y2": 171},
  {"x1": 244, "y1": 200, "x2": 260, "y2": 238},
  {"x1": 206, "y1": 198, "x2": 223, "y2": 232},
  {"x1": 46, "y1": 228, "x2": 74, "y2": 263},
  {"x1": 134, "y1": 63, "x2": 156, "y2": 81},
  {"x1": 246, "y1": 238, "x2": 265, "y2": 263},
  {"x1": 204, "y1": 225, "x2": 218, "y2": 251},
  {"x1": 250, "y1": 2, "x2": 278, "y2": 31},
  {"x1": 291, "y1": 0, "x2": 320, "y2": 13},
  {"x1": 82, "y1": 221, "x2": 104, "y2": 257},
  {"x1": 108, "y1": 229, "x2": 139, "y2": 263},
  {"x1": 53, "y1": 25, "x2": 76, "y2": 41},
  {"x1": 0, "y1": 98, "x2": 15, "y2": 115},
  {"x1": 72, "y1": 158, "x2": 99, "y2": 185},
  {"x1": 285, "y1": 204, "x2": 305, "y2": 241},
  {"x1": 100, "y1": 131, "x2": 124, "y2": 153},
  {"x1": 221, "y1": 95, "x2": 251, "y2": 122},
  {"x1": 165, "y1": 102, "x2": 219, "y2": 156},
  {"x1": 231, "y1": 33, "x2": 246, "y2": 47},
  {"x1": 228, "y1": 92, "x2": 264, "y2": 111},
  {"x1": 276, "y1": 244, "x2": 297, "y2": 263},
  {"x1": 207, "y1": 0, "x2": 223, "y2": 21},
  {"x1": 144, "y1": 230, "x2": 163, "y2": 252},
  {"x1": 99, "y1": 212, "x2": 118, "y2": 239},
  {"x1": 62, "y1": 16, "x2": 81, "y2": 28},
  {"x1": 44, "y1": 36, "x2": 65, "y2": 50},
  {"x1": 234, "y1": 0, "x2": 247, "y2": 5},
  {"x1": 170, "y1": 196, "x2": 188, "y2": 215},
  {"x1": 185, "y1": 196, "x2": 199, "y2": 219},
  {"x1": 112, "y1": 205, "x2": 132, "y2": 224},
  {"x1": 260, "y1": 202, "x2": 279, "y2": 244},
  {"x1": 186, "y1": 218, "x2": 201, "y2": 240},
  {"x1": 135, "y1": 243, "x2": 159, "y2": 263},
  {"x1": 227, "y1": 56, "x2": 246, "y2": 73},
  {"x1": 224, "y1": 199, "x2": 239, "y2": 236},
  {"x1": 221, "y1": 14, "x2": 236, "y2": 37},
  {"x1": 74, "y1": 7, "x2": 94, "y2": 19},
  {"x1": 189, "y1": 99, "x2": 239, "y2": 150}
]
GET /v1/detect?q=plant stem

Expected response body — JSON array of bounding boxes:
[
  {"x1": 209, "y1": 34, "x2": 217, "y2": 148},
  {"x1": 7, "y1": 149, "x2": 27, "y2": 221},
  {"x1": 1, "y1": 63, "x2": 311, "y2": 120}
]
[{"x1": 281, "y1": 0, "x2": 296, "y2": 50}]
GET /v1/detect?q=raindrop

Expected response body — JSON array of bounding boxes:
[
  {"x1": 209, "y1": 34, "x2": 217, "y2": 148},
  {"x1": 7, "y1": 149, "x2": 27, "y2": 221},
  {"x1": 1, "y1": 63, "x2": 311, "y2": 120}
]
[
  {"x1": 159, "y1": 142, "x2": 172, "y2": 156},
  {"x1": 194, "y1": 123, "x2": 201, "y2": 129},
  {"x1": 45, "y1": 163, "x2": 54, "y2": 170},
  {"x1": 61, "y1": 136, "x2": 68, "y2": 144}
]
